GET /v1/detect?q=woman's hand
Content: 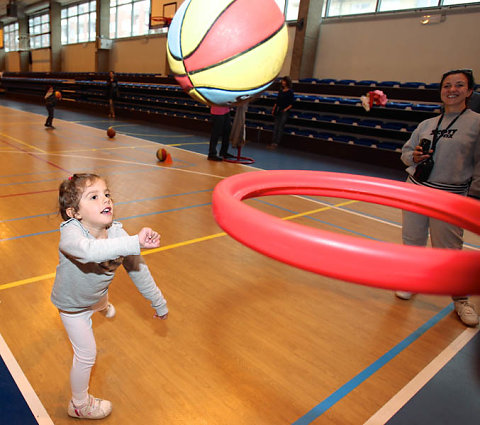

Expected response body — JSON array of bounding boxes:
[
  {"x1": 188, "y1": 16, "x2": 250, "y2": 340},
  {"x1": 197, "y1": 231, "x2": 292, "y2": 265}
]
[{"x1": 413, "y1": 145, "x2": 432, "y2": 163}]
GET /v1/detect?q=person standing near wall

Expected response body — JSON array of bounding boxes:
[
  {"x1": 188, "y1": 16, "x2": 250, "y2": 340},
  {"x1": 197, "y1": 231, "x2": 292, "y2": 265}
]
[
  {"x1": 106, "y1": 71, "x2": 120, "y2": 119},
  {"x1": 268, "y1": 76, "x2": 294, "y2": 149},
  {"x1": 396, "y1": 69, "x2": 480, "y2": 327},
  {"x1": 208, "y1": 105, "x2": 235, "y2": 161}
]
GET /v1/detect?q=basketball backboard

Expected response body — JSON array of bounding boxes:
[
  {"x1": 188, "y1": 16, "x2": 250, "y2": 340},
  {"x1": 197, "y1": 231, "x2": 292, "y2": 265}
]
[{"x1": 149, "y1": 0, "x2": 182, "y2": 29}]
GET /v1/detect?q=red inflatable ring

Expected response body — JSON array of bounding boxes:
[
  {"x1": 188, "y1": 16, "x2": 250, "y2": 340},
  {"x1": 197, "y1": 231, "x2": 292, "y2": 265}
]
[{"x1": 212, "y1": 170, "x2": 480, "y2": 295}]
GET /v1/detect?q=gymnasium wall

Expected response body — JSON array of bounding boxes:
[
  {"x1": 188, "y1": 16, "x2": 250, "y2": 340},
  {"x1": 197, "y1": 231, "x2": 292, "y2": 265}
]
[
  {"x1": 314, "y1": 7, "x2": 480, "y2": 84},
  {"x1": 109, "y1": 35, "x2": 168, "y2": 73},
  {"x1": 31, "y1": 48, "x2": 50, "y2": 72},
  {"x1": 5, "y1": 52, "x2": 20, "y2": 72},
  {"x1": 61, "y1": 42, "x2": 96, "y2": 72},
  {"x1": 55, "y1": 25, "x2": 295, "y2": 76}
]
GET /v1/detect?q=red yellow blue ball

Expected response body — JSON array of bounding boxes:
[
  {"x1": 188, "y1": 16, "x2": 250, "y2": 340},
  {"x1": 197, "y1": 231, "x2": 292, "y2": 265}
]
[{"x1": 167, "y1": 0, "x2": 288, "y2": 106}]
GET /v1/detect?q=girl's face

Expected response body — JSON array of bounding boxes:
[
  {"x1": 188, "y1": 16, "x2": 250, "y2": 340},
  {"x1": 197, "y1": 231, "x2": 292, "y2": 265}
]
[
  {"x1": 440, "y1": 73, "x2": 472, "y2": 110},
  {"x1": 68, "y1": 178, "x2": 113, "y2": 234}
]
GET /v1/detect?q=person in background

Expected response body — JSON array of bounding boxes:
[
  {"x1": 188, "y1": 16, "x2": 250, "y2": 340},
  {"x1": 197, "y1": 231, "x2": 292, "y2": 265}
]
[
  {"x1": 268, "y1": 76, "x2": 294, "y2": 149},
  {"x1": 44, "y1": 85, "x2": 59, "y2": 128},
  {"x1": 106, "y1": 71, "x2": 120, "y2": 118},
  {"x1": 396, "y1": 69, "x2": 480, "y2": 327},
  {"x1": 208, "y1": 105, "x2": 235, "y2": 161}
]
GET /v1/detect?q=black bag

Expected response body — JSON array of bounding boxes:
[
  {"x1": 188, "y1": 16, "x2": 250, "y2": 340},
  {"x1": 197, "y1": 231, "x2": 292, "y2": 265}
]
[{"x1": 413, "y1": 157, "x2": 434, "y2": 182}]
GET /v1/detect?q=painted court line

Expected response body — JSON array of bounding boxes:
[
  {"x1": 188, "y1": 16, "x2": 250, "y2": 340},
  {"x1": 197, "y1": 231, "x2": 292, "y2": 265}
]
[
  {"x1": 291, "y1": 304, "x2": 454, "y2": 425},
  {"x1": 0, "y1": 333, "x2": 54, "y2": 425},
  {"x1": 0, "y1": 201, "x2": 353, "y2": 290},
  {"x1": 363, "y1": 327, "x2": 479, "y2": 425}
]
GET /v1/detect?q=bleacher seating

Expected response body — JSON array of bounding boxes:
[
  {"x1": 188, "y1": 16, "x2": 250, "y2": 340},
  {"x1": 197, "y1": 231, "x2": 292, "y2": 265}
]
[{"x1": 0, "y1": 71, "x2": 455, "y2": 168}]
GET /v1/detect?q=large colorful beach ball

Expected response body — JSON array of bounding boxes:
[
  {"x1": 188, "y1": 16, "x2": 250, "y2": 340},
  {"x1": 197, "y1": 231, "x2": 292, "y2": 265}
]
[{"x1": 167, "y1": 0, "x2": 288, "y2": 106}]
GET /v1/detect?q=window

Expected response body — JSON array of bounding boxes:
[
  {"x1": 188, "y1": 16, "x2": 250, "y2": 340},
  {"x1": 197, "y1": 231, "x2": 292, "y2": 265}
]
[
  {"x1": 4, "y1": 22, "x2": 19, "y2": 52},
  {"x1": 324, "y1": 0, "x2": 478, "y2": 17},
  {"x1": 110, "y1": 0, "x2": 163, "y2": 39},
  {"x1": 274, "y1": 0, "x2": 300, "y2": 21},
  {"x1": 326, "y1": 0, "x2": 377, "y2": 17},
  {"x1": 29, "y1": 12, "x2": 50, "y2": 49},
  {"x1": 61, "y1": 1, "x2": 96, "y2": 45},
  {"x1": 379, "y1": 0, "x2": 442, "y2": 12}
]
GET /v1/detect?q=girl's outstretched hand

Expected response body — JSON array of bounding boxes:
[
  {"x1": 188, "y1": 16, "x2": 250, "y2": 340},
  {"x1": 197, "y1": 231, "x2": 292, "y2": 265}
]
[
  {"x1": 138, "y1": 227, "x2": 161, "y2": 249},
  {"x1": 154, "y1": 313, "x2": 168, "y2": 320}
]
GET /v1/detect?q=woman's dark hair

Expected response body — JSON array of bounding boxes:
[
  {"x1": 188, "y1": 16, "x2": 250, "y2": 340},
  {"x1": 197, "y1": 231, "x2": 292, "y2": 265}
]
[
  {"x1": 58, "y1": 173, "x2": 101, "y2": 220},
  {"x1": 440, "y1": 69, "x2": 475, "y2": 90},
  {"x1": 281, "y1": 76, "x2": 292, "y2": 89}
]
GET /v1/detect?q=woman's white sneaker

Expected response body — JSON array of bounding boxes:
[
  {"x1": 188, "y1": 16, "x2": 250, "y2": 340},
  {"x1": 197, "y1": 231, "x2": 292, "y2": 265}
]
[{"x1": 395, "y1": 291, "x2": 413, "y2": 300}]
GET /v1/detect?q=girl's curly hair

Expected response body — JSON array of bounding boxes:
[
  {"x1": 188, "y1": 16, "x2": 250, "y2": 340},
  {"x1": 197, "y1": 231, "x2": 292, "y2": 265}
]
[{"x1": 58, "y1": 173, "x2": 101, "y2": 220}]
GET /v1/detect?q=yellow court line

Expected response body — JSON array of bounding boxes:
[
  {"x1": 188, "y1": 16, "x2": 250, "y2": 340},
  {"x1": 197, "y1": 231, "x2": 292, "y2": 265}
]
[
  {"x1": 0, "y1": 273, "x2": 56, "y2": 291},
  {"x1": 167, "y1": 142, "x2": 209, "y2": 147},
  {"x1": 0, "y1": 133, "x2": 46, "y2": 153},
  {"x1": 0, "y1": 201, "x2": 357, "y2": 291}
]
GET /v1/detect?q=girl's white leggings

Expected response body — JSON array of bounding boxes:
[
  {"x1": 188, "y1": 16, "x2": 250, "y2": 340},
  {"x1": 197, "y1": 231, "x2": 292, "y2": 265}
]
[{"x1": 60, "y1": 310, "x2": 96, "y2": 406}]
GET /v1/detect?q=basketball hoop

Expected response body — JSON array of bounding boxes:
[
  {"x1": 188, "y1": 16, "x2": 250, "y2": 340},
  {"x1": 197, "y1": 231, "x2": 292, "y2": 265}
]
[
  {"x1": 212, "y1": 170, "x2": 480, "y2": 295},
  {"x1": 151, "y1": 16, "x2": 172, "y2": 28}
]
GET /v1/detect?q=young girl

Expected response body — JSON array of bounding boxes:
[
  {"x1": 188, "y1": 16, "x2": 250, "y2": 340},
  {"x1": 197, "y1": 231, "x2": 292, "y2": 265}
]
[
  {"x1": 44, "y1": 85, "x2": 58, "y2": 128},
  {"x1": 51, "y1": 173, "x2": 168, "y2": 419}
]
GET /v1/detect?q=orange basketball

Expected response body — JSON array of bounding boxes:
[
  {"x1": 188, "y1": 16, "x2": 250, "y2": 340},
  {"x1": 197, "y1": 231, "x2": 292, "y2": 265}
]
[
  {"x1": 55, "y1": 91, "x2": 62, "y2": 99},
  {"x1": 107, "y1": 127, "x2": 116, "y2": 138},
  {"x1": 156, "y1": 148, "x2": 167, "y2": 162}
]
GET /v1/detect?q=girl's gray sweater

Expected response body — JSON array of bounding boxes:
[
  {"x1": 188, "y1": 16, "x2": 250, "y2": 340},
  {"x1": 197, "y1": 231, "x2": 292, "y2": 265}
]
[{"x1": 51, "y1": 219, "x2": 168, "y2": 316}]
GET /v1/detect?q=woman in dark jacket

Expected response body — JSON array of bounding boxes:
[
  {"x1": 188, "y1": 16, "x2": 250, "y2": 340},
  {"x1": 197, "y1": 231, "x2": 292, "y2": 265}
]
[{"x1": 269, "y1": 76, "x2": 294, "y2": 149}]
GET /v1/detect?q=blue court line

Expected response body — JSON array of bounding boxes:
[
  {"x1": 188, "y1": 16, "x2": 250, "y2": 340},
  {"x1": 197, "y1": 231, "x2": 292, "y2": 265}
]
[
  {"x1": 0, "y1": 202, "x2": 213, "y2": 241},
  {"x1": 291, "y1": 303, "x2": 454, "y2": 425}
]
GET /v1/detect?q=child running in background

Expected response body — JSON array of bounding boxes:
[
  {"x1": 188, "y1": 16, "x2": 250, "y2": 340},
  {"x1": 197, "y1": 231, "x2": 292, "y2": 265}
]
[
  {"x1": 44, "y1": 85, "x2": 58, "y2": 128},
  {"x1": 51, "y1": 173, "x2": 168, "y2": 420}
]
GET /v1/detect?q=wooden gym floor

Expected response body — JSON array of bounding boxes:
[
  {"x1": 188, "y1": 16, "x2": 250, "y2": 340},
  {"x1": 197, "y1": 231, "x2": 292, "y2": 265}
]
[{"x1": 0, "y1": 100, "x2": 479, "y2": 424}]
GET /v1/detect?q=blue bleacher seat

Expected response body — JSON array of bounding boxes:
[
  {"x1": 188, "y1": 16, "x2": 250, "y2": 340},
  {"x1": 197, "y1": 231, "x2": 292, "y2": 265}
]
[
  {"x1": 296, "y1": 94, "x2": 319, "y2": 102},
  {"x1": 400, "y1": 82, "x2": 426, "y2": 88},
  {"x1": 284, "y1": 127, "x2": 299, "y2": 135},
  {"x1": 378, "y1": 81, "x2": 400, "y2": 87},
  {"x1": 338, "y1": 98, "x2": 361, "y2": 105},
  {"x1": 356, "y1": 80, "x2": 378, "y2": 86},
  {"x1": 378, "y1": 141, "x2": 402, "y2": 151},
  {"x1": 412, "y1": 104, "x2": 441, "y2": 112},
  {"x1": 299, "y1": 78, "x2": 320, "y2": 83},
  {"x1": 358, "y1": 119, "x2": 383, "y2": 128},
  {"x1": 380, "y1": 122, "x2": 406, "y2": 131},
  {"x1": 336, "y1": 117, "x2": 358, "y2": 125},
  {"x1": 336, "y1": 79, "x2": 356, "y2": 85},
  {"x1": 315, "y1": 132, "x2": 335, "y2": 140},
  {"x1": 356, "y1": 138, "x2": 377, "y2": 147},
  {"x1": 425, "y1": 83, "x2": 440, "y2": 89},
  {"x1": 332, "y1": 135, "x2": 353, "y2": 143},
  {"x1": 385, "y1": 101, "x2": 413, "y2": 109},
  {"x1": 298, "y1": 112, "x2": 322, "y2": 120},
  {"x1": 317, "y1": 78, "x2": 337, "y2": 84},
  {"x1": 317, "y1": 114, "x2": 340, "y2": 122}
]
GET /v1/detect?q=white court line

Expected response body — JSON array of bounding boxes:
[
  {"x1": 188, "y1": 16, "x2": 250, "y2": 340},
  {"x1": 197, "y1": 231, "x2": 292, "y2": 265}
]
[
  {"x1": 363, "y1": 327, "x2": 479, "y2": 425},
  {"x1": 2, "y1": 105, "x2": 478, "y2": 250},
  {"x1": 0, "y1": 333, "x2": 54, "y2": 425}
]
